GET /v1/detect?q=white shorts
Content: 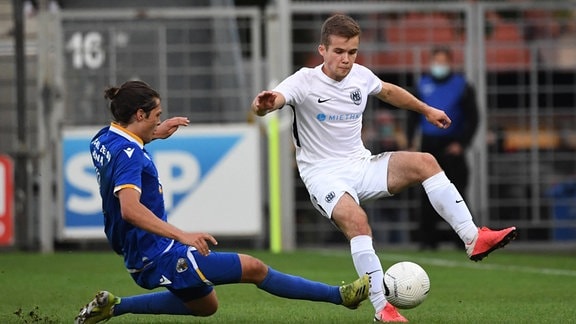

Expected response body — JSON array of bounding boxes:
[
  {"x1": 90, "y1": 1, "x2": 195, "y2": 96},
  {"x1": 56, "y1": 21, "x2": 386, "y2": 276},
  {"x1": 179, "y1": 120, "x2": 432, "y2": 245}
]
[{"x1": 301, "y1": 152, "x2": 393, "y2": 219}]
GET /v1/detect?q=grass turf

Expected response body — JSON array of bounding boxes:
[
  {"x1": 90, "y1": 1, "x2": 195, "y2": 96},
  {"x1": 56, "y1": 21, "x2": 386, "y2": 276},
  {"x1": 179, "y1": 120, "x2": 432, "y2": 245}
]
[{"x1": 1, "y1": 248, "x2": 575, "y2": 323}]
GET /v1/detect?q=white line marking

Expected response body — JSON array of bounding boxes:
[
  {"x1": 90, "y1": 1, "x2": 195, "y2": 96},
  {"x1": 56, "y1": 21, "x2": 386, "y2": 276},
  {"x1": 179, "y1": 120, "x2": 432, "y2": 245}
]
[
  {"x1": 378, "y1": 254, "x2": 576, "y2": 277},
  {"x1": 313, "y1": 249, "x2": 576, "y2": 277}
]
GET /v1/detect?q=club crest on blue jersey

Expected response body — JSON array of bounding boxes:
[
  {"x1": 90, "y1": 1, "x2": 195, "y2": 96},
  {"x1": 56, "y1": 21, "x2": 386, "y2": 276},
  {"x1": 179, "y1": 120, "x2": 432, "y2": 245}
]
[
  {"x1": 350, "y1": 88, "x2": 362, "y2": 105},
  {"x1": 176, "y1": 258, "x2": 189, "y2": 273}
]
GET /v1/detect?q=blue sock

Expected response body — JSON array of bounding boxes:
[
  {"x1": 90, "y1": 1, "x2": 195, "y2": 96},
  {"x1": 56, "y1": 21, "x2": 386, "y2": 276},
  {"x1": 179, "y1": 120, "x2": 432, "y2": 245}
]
[
  {"x1": 113, "y1": 291, "x2": 192, "y2": 316},
  {"x1": 257, "y1": 267, "x2": 342, "y2": 304}
]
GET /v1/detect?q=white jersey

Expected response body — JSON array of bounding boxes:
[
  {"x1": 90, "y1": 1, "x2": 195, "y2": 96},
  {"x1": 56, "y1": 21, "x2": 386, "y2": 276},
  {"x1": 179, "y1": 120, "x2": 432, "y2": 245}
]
[{"x1": 274, "y1": 63, "x2": 382, "y2": 174}]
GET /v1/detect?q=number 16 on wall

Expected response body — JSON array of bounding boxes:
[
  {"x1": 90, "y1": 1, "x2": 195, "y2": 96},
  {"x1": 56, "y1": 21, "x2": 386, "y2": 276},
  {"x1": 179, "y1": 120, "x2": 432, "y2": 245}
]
[{"x1": 66, "y1": 31, "x2": 105, "y2": 70}]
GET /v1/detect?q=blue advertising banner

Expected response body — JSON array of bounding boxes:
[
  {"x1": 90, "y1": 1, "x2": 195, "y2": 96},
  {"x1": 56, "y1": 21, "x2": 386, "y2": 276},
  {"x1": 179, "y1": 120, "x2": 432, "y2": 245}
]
[{"x1": 61, "y1": 125, "x2": 262, "y2": 240}]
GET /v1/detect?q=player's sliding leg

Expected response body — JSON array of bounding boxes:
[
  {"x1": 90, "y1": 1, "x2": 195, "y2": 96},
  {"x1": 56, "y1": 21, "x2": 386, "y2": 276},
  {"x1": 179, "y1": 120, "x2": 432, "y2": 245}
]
[
  {"x1": 257, "y1": 268, "x2": 369, "y2": 308},
  {"x1": 338, "y1": 274, "x2": 370, "y2": 309},
  {"x1": 238, "y1": 253, "x2": 368, "y2": 307},
  {"x1": 75, "y1": 272, "x2": 369, "y2": 323},
  {"x1": 422, "y1": 171, "x2": 517, "y2": 261},
  {"x1": 75, "y1": 291, "x2": 200, "y2": 323},
  {"x1": 75, "y1": 291, "x2": 119, "y2": 324}
]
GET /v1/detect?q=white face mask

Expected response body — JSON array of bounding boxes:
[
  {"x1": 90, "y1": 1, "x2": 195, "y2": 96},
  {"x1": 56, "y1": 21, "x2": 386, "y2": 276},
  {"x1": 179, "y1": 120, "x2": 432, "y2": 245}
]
[{"x1": 430, "y1": 64, "x2": 450, "y2": 79}]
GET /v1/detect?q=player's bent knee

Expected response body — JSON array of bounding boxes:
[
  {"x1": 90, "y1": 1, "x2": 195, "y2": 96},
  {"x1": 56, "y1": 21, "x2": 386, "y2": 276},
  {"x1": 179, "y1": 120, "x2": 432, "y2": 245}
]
[
  {"x1": 419, "y1": 152, "x2": 438, "y2": 165},
  {"x1": 332, "y1": 211, "x2": 372, "y2": 239},
  {"x1": 420, "y1": 152, "x2": 443, "y2": 174},
  {"x1": 410, "y1": 152, "x2": 441, "y2": 178},
  {"x1": 239, "y1": 254, "x2": 268, "y2": 283}
]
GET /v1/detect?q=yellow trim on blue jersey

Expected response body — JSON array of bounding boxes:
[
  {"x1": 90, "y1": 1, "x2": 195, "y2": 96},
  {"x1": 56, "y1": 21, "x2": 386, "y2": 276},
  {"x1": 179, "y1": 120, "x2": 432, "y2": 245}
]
[
  {"x1": 195, "y1": 267, "x2": 209, "y2": 283},
  {"x1": 110, "y1": 122, "x2": 144, "y2": 146},
  {"x1": 187, "y1": 247, "x2": 213, "y2": 286},
  {"x1": 114, "y1": 184, "x2": 142, "y2": 196}
]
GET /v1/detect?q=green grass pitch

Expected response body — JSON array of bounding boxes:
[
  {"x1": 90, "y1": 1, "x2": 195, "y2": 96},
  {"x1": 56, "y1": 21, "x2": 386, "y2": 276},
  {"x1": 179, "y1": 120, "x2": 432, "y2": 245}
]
[{"x1": 1, "y1": 248, "x2": 575, "y2": 323}]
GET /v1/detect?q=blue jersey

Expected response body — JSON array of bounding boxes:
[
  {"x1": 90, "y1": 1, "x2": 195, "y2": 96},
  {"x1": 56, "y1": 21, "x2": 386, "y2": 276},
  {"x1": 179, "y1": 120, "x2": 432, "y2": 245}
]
[
  {"x1": 90, "y1": 123, "x2": 173, "y2": 272},
  {"x1": 418, "y1": 74, "x2": 467, "y2": 137}
]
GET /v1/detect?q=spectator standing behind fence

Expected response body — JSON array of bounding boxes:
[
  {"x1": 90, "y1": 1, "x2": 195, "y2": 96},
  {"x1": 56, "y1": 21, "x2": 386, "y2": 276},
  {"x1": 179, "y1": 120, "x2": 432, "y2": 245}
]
[{"x1": 407, "y1": 46, "x2": 479, "y2": 251}]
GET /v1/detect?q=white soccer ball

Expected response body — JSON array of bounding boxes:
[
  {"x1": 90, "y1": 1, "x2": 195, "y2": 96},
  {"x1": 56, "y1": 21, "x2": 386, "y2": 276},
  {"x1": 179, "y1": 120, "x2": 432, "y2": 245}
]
[{"x1": 383, "y1": 261, "x2": 430, "y2": 309}]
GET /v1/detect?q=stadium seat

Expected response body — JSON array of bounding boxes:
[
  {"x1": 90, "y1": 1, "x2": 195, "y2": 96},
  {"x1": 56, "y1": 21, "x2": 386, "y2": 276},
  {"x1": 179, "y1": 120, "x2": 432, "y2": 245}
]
[
  {"x1": 384, "y1": 13, "x2": 459, "y2": 44},
  {"x1": 485, "y1": 20, "x2": 530, "y2": 70},
  {"x1": 373, "y1": 13, "x2": 462, "y2": 70}
]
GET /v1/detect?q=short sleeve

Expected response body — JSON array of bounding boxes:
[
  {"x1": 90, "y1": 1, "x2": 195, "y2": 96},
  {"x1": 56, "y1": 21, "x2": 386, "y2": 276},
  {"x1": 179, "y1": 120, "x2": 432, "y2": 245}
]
[
  {"x1": 112, "y1": 144, "x2": 143, "y2": 195},
  {"x1": 363, "y1": 66, "x2": 383, "y2": 96},
  {"x1": 273, "y1": 68, "x2": 310, "y2": 106}
]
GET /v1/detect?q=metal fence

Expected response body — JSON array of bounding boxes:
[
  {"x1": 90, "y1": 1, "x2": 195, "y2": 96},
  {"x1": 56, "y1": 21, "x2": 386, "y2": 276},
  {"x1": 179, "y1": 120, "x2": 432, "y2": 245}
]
[
  {"x1": 477, "y1": 2, "x2": 576, "y2": 244},
  {"x1": 59, "y1": 8, "x2": 261, "y2": 125},
  {"x1": 280, "y1": 1, "x2": 576, "y2": 248}
]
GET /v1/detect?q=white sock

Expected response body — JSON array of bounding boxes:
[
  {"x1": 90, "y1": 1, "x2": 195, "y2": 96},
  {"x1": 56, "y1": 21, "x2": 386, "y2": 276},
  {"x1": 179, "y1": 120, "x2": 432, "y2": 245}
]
[
  {"x1": 422, "y1": 172, "x2": 478, "y2": 244},
  {"x1": 350, "y1": 235, "x2": 386, "y2": 313}
]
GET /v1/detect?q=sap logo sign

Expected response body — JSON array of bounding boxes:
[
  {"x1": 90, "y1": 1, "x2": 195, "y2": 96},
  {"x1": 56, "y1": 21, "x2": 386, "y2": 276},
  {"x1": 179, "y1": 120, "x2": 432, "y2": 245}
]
[
  {"x1": 148, "y1": 135, "x2": 240, "y2": 210},
  {"x1": 154, "y1": 151, "x2": 200, "y2": 210},
  {"x1": 63, "y1": 129, "x2": 239, "y2": 226},
  {"x1": 65, "y1": 151, "x2": 202, "y2": 215}
]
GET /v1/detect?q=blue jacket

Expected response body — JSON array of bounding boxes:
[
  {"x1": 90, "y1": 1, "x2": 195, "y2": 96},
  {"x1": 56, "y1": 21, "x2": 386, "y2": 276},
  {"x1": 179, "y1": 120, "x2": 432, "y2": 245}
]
[{"x1": 407, "y1": 73, "x2": 478, "y2": 149}]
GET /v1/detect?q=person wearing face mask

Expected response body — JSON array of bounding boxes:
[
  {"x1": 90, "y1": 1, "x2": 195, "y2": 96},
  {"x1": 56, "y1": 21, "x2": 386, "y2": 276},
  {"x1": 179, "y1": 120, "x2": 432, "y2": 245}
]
[{"x1": 407, "y1": 46, "x2": 480, "y2": 251}]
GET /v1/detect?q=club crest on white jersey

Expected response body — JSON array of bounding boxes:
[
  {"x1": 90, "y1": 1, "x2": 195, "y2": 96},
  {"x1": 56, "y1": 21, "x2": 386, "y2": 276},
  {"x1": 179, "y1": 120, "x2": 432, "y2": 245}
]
[{"x1": 350, "y1": 88, "x2": 362, "y2": 105}]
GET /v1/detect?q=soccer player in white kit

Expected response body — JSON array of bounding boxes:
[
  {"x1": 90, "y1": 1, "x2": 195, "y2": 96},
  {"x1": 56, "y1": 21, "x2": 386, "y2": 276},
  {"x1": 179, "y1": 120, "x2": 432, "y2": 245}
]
[{"x1": 251, "y1": 14, "x2": 517, "y2": 322}]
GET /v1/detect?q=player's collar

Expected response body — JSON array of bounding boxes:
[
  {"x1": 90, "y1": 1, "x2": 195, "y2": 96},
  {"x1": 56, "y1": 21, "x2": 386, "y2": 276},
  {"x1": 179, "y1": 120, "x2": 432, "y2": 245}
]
[
  {"x1": 109, "y1": 122, "x2": 144, "y2": 149},
  {"x1": 316, "y1": 63, "x2": 353, "y2": 85}
]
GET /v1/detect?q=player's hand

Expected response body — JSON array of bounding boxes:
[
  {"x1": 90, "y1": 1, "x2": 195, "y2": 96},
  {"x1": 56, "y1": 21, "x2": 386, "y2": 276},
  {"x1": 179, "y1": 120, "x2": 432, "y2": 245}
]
[
  {"x1": 425, "y1": 107, "x2": 451, "y2": 129},
  {"x1": 179, "y1": 232, "x2": 218, "y2": 256},
  {"x1": 252, "y1": 91, "x2": 277, "y2": 116},
  {"x1": 153, "y1": 117, "x2": 190, "y2": 140}
]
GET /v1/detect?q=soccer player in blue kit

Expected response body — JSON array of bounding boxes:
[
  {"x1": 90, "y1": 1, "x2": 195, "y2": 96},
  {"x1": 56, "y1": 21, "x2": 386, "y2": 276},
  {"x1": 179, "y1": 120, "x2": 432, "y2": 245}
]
[
  {"x1": 75, "y1": 80, "x2": 369, "y2": 324},
  {"x1": 251, "y1": 14, "x2": 517, "y2": 322}
]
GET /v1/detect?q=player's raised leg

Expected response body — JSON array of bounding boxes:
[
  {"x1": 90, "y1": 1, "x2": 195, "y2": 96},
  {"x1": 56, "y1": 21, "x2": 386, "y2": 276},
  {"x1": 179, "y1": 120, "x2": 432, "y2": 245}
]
[
  {"x1": 465, "y1": 226, "x2": 517, "y2": 261},
  {"x1": 387, "y1": 151, "x2": 517, "y2": 261}
]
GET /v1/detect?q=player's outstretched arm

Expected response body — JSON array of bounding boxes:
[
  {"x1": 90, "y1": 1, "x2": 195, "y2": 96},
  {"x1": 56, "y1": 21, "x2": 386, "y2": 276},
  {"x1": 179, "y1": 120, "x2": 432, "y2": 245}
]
[
  {"x1": 153, "y1": 117, "x2": 190, "y2": 140},
  {"x1": 251, "y1": 90, "x2": 286, "y2": 116},
  {"x1": 377, "y1": 81, "x2": 451, "y2": 129}
]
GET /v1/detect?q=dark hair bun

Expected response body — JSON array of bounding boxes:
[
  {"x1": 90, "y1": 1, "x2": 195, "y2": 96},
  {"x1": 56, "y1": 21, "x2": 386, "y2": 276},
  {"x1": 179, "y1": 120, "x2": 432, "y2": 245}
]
[{"x1": 104, "y1": 87, "x2": 121, "y2": 100}]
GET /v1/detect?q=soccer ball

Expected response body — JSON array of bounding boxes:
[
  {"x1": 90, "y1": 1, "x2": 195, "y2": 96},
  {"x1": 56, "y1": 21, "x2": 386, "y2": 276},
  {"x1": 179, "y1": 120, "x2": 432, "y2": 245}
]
[{"x1": 383, "y1": 261, "x2": 430, "y2": 309}]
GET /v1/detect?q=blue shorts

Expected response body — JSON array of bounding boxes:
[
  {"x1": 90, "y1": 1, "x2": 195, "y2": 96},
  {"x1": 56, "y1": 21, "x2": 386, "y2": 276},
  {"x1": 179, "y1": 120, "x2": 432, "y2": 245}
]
[{"x1": 131, "y1": 242, "x2": 242, "y2": 302}]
